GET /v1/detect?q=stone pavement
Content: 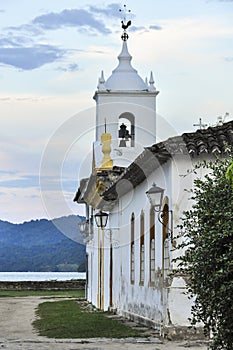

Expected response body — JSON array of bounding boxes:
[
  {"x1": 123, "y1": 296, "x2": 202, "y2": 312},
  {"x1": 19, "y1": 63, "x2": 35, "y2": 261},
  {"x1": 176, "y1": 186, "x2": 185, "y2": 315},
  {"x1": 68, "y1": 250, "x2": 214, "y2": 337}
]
[
  {"x1": 0, "y1": 338, "x2": 210, "y2": 350},
  {"x1": 0, "y1": 297, "x2": 209, "y2": 350}
]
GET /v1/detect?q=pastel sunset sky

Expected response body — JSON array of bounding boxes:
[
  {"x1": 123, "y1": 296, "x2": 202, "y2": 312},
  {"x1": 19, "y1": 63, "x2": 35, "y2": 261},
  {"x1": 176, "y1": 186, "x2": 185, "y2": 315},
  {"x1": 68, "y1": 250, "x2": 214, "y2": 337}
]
[{"x1": 1, "y1": 0, "x2": 233, "y2": 223}]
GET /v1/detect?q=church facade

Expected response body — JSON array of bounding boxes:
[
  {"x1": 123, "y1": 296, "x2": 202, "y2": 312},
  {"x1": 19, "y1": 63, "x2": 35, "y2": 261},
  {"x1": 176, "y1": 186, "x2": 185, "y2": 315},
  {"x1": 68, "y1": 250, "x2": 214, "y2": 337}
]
[{"x1": 74, "y1": 23, "x2": 233, "y2": 337}]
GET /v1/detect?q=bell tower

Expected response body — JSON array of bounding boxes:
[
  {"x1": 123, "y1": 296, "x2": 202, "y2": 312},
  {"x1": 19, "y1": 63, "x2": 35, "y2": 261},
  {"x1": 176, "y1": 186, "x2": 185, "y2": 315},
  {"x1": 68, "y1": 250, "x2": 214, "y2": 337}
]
[{"x1": 93, "y1": 9, "x2": 159, "y2": 168}]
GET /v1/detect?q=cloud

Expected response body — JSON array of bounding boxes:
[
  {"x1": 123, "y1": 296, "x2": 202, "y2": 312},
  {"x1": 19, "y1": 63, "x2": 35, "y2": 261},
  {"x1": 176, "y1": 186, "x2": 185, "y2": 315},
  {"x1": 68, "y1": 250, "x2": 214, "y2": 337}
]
[
  {"x1": 0, "y1": 177, "x2": 38, "y2": 189},
  {"x1": 0, "y1": 5, "x2": 122, "y2": 70},
  {"x1": 225, "y1": 57, "x2": 233, "y2": 61},
  {"x1": 0, "y1": 172, "x2": 39, "y2": 188},
  {"x1": 0, "y1": 171, "x2": 75, "y2": 199},
  {"x1": 0, "y1": 44, "x2": 65, "y2": 70},
  {"x1": 149, "y1": 25, "x2": 163, "y2": 31},
  {"x1": 0, "y1": 95, "x2": 51, "y2": 102},
  {"x1": 0, "y1": 170, "x2": 18, "y2": 179},
  {"x1": 0, "y1": 186, "x2": 46, "y2": 223},
  {"x1": 89, "y1": 3, "x2": 121, "y2": 18},
  {"x1": 32, "y1": 9, "x2": 111, "y2": 34},
  {"x1": 6, "y1": 24, "x2": 44, "y2": 36},
  {"x1": 129, "y1": 24, "x2": 162, "y2": 33},
  {"x1": 0, "y1": 35, "x2": 33, "y2": 47},
  {"x1": 0, "y1": 97, "x2": 11, "y2": 101},
  {"x1": 56, "y1": 62, "x2": 79, "y2": 72},
  {"x1": 130, "y1": 26, "x2": 147, "y2": 33}
]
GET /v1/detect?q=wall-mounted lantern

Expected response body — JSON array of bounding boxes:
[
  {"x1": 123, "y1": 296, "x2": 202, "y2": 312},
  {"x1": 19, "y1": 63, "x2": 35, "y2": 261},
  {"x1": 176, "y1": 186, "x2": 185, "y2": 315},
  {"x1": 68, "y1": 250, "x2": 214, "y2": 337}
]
[
  {"x1": 146, "y1": 183, "x2": 173, "y2": 241},
  {"x1": 94, "y1": 211, "x2": 109, "y2": 229}
]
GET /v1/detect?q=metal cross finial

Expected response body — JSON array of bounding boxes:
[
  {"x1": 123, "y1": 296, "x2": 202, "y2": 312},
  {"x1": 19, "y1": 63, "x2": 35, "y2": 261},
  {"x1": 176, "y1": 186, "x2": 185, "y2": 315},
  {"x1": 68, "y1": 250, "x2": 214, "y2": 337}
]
[
  {"x1": 119, "y1": 4, "x2": 132, "y2": 41},
  {"x1": 193, "y1": 118, "x2": 208, "y2": 130},
  {"x1": 119, "y1": 4, "x2": 131, "y2": 23}
]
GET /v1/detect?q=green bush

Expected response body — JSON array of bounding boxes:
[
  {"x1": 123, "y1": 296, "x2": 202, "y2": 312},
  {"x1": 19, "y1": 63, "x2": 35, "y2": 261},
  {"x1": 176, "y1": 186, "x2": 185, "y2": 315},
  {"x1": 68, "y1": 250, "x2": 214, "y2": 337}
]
[{"x1": 177, "y1": 157, "x2": 233, "y2": 350}]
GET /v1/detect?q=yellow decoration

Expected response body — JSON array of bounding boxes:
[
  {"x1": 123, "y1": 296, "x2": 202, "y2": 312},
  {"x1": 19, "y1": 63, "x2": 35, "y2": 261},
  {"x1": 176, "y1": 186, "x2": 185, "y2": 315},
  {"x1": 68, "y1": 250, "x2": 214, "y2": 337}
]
[{"x1": 100, "y1": 133, "x2": 113, "y2": 171}]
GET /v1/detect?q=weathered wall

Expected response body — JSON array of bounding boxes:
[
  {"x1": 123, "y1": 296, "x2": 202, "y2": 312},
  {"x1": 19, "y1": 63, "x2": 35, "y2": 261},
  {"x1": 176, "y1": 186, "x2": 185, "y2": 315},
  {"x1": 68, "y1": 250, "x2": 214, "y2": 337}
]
[{"x1": 0, "y1": 279, "x2": 86, "y2": 290}]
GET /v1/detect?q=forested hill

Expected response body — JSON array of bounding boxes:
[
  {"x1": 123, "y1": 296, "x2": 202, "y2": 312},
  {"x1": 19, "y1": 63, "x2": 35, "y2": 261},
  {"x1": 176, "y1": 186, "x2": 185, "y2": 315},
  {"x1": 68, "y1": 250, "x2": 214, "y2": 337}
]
[{"x1": 0, "y1": 215, "x2": 86, "y2": 272}]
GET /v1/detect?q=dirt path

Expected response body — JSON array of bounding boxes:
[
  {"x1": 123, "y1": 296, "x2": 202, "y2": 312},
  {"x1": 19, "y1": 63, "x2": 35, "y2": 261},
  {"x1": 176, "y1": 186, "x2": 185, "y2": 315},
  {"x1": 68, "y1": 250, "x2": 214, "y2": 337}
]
[
  {"x1": 0, "y1": 297, "x2": 209, "y2": 350},
  {"x1": 0, "y1": 297, "x2": 39, "y2": 339}
]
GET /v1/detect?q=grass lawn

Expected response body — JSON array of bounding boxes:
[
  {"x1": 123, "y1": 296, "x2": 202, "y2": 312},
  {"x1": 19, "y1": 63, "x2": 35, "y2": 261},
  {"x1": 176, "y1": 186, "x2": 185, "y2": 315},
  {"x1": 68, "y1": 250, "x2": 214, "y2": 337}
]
[
  {"x1": 0, "y1": 289, "x2": 85, "y2": 298},
  {"x1": 33, "y1": 299, "x2": 146, "y2": 339}
]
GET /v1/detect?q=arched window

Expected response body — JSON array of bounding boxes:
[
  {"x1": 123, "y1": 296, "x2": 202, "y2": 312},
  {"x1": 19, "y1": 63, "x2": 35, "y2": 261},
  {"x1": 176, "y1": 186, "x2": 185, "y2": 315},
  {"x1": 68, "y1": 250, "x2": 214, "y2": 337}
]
[
  {"x1": 118, "y1": 112, "x2": 135, "y2": 147},
  {"x1": 162, "y1": 204, "x2": 170, "y2": 280},
  {"x1": 139, "y1": 210, "x2": 145, "y2": 285},
  {"x1": 130, "y1": 213, "x2": 135, "y2": 284},
  {"x1": 149, "y1": 207, "x2": 155, "y2": 285}
]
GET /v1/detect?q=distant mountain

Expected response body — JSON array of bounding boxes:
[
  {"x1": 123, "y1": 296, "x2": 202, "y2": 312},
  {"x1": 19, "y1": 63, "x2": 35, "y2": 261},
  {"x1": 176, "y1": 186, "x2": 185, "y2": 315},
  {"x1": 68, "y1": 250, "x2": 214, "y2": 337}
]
[{"x1": 0, "y1": 215, "x2": 86, "y2": 272}]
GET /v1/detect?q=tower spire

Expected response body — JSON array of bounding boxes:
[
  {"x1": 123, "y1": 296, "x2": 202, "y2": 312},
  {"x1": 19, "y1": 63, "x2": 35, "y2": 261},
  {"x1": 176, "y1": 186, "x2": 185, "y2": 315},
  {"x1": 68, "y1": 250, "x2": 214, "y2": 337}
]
[{"x1": 149, "y1": 71, "x2": 156, "y2": 91}]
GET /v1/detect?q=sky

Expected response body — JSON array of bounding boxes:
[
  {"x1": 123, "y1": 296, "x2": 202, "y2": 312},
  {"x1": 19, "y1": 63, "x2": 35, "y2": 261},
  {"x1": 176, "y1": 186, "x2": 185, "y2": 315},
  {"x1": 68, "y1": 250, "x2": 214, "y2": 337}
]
[{"x1": 0, "y1": 0, "x2": 233, "y2": 223}]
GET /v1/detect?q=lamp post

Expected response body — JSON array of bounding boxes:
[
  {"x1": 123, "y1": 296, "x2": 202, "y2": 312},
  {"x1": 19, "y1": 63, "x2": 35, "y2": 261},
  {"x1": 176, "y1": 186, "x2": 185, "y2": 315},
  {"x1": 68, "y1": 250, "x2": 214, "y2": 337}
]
[
  {"x1": 146, "y1": 183, "x2": 173, "y2": 241},
  {"x1": 94, "y1": 210, "x2": 109, "y2": 310}
]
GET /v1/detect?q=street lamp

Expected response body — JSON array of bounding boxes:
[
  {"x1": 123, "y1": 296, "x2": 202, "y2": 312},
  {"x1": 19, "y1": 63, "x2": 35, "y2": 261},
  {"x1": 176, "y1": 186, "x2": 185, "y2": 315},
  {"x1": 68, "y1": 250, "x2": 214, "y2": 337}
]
[
  {"x1": 146, "y1": 183, "x2": 164, "y2": 211},
  {"x1": 78, "y1": 220, "x2": 88, "y2": 233},
  {"x1": 94, "y1": 211, "x2": 109, "y2": 229},
  {"x1": 146, "y1": 183, "x2": 173, "y2": 241}
]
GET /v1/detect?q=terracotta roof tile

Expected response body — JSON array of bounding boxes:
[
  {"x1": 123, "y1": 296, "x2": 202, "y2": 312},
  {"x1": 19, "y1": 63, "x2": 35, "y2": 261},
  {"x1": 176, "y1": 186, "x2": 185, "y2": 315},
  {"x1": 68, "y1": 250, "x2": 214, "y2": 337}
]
[
  {"x1": 181, "y1": 120, "x2": 233, "y2": 156},
  {"x1": 102, "y1": 120, "x2": 233, "y2": 202}
]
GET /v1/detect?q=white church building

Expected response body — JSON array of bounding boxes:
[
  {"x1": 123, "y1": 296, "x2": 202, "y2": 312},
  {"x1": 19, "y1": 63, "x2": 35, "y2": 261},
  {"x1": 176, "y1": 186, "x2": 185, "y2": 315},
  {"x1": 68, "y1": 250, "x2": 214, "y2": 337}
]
[{"x1": 74, "y1": 20, "x2": 233, "y2": 338}]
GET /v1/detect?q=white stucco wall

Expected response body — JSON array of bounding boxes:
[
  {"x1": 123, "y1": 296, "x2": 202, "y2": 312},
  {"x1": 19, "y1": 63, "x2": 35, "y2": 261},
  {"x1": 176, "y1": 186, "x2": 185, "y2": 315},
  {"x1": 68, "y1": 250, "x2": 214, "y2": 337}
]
[
  {"x1": 102, "y1": 162, "x2": 171, "y2": 327},
  {"x1": 85, "y1": 152, "x2": 215, "y2": 329}
]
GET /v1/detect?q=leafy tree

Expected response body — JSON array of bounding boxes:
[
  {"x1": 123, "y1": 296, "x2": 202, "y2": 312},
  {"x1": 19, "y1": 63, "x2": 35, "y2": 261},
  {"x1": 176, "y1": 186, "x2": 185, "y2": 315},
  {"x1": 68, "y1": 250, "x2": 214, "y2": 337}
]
[{"x1": 177, "y1": 157, "x2": 233, "y2": 350}]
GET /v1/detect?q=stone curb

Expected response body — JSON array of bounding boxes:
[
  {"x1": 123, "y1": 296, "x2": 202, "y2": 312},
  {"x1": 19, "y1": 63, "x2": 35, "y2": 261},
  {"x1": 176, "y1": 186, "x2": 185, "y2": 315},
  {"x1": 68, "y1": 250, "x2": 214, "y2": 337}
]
[{"x1": 0, "y1": 337, "x2": 162, "y2": 344}]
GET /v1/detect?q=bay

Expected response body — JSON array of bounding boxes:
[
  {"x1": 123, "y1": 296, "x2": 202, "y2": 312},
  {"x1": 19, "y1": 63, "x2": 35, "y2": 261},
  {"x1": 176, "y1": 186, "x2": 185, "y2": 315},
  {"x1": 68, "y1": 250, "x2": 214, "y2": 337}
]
[{"x1": 0, "y1": 271, "x2": 86, "y2": 281}]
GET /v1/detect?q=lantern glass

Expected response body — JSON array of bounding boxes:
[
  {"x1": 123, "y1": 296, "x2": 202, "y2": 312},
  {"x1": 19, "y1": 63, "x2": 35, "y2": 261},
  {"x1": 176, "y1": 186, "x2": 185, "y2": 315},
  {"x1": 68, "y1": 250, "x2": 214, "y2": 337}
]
[
  {"x1": 78, "y1": 221, "x2": 87, "y2": 233},
  {"x1": 94, "y1": 211, "x2": 109, "y2": 228},
  {"x1": 146, "y1": 184, "x2": 164, "y2": 209}
]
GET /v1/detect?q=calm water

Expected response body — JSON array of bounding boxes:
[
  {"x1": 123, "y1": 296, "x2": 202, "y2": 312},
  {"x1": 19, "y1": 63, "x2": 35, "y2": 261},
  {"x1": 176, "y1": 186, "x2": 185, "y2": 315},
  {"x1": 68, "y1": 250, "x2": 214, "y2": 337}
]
[{"x1": 0, "y1": 272, "x2": 86, "y2": 281}]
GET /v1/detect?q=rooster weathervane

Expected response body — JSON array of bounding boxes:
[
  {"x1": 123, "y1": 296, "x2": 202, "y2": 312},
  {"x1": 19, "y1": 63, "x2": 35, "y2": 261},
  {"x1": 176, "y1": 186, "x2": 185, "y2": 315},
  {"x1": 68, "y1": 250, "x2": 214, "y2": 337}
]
[{"x1": 119, "y1": 4, "x2": 132, "y2": 41}]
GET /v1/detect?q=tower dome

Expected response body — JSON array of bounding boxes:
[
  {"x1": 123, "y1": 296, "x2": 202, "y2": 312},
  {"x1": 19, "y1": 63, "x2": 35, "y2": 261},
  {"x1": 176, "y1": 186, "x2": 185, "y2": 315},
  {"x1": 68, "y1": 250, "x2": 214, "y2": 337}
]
[{"x1": 104, "y1": 40, "x2": 148, "y2": 91}]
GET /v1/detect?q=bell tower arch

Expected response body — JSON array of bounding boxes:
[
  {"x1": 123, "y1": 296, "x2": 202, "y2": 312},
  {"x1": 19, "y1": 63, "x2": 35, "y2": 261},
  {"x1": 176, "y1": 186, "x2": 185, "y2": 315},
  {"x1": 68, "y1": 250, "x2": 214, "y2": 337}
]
[{"x1": 118, "y1": 112, "x2": 135, "y2": 147}]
